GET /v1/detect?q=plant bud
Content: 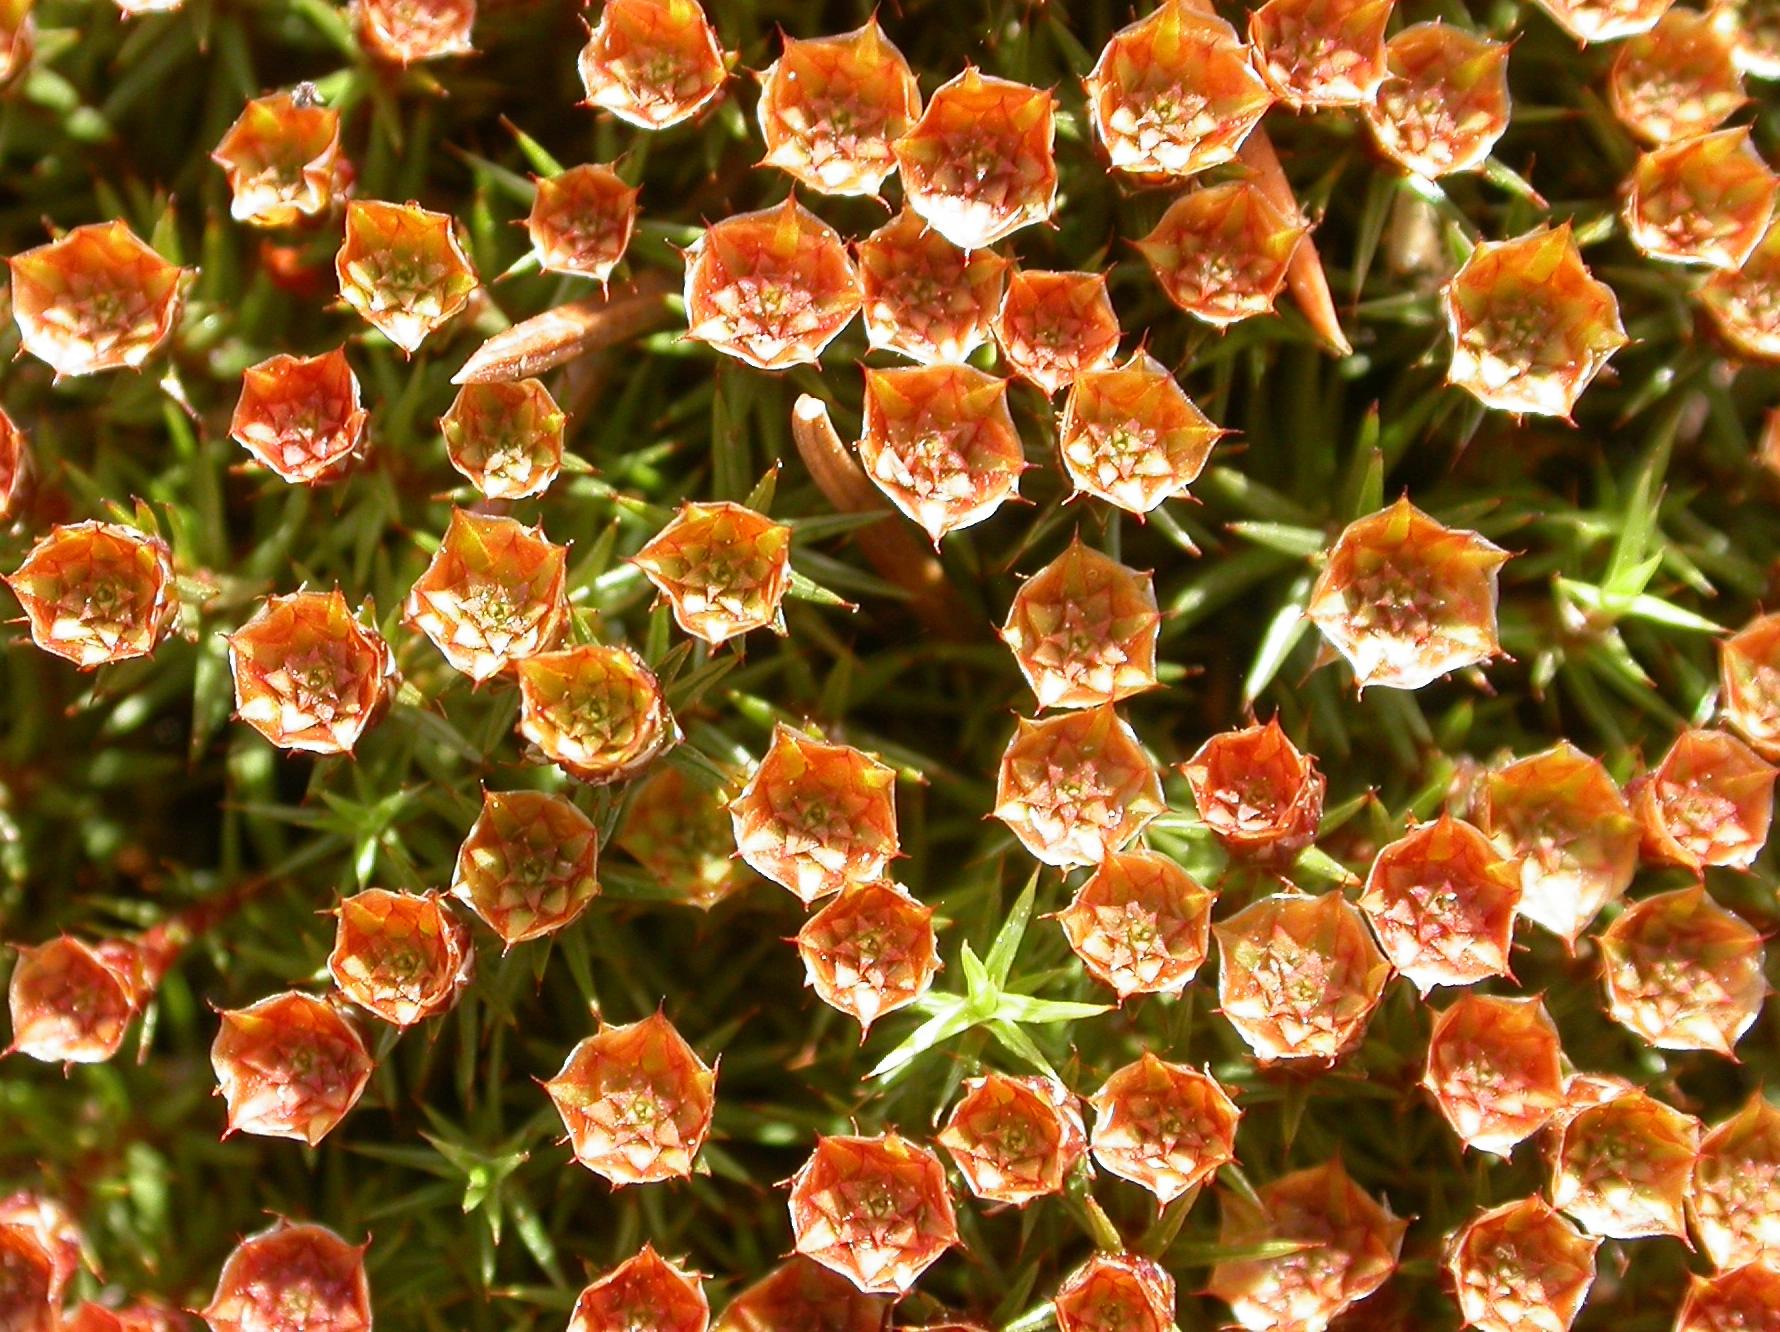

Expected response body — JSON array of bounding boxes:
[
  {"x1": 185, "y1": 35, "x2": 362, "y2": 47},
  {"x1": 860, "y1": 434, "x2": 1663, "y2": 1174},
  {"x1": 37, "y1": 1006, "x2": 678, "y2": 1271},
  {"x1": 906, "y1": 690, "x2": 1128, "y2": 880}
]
[
  {"x1": 570, "y1": 1245, "x2": 707, "y2": 1332},
  {"x1": 1365, "y1": 23, "x2": 1512, "y2": 179},
  {"x1": 1445, "y1": 1197, "x2": 1598, "y2": 1332},
  {"x1": 992, "y1": 270, "x2": 1122, "y2": 398},
  {"x1": 632, "y1": 501, "x2": 793, "y2": 646},
  {"x1": 1057, "y1": 848, "x2": 1213, "y2": 999},
  {"x1": 787, "y1": 1133, "x2": 958, "y2": 1296},
  {"x1": 328, "y1": 889, "x2": 472, "y2": 1028},
  {"x1": 892, "y1": 68, "x2": 1057, "y2": 250},
  {"x1": 200, "y1": 1221, "x2": 370, "y2": 1332},
  {"x1": 1691, "y1": 1094, "x2": 1780, "y2": 1271},
  {"x1": 1609, "y1": 7, "x2": 1744, "y2": 144},
  {"x1": 1307, "y1": 497, "x2": 1509, "y2": 691},
  {"x1": 577, "y1": 0, "x2": 727, "y2": 131},
  {"x1": 0, "y1": 407, "x2": 29, "y2": 523},
  {"x1": 617, "y1": 764, "x2": 752, "y2": 909},
  {"x1": 354, "y1": 0, "x2": 475, "y2": 65},
  {"x1": 516, "y1": 644, "x2": 677, "y2": 785},
  {"x1": 855, "y1": 210, "x2": 1007, "y2": 365},
  {"x1": 1058, "y1": 351, "x2": 1222, "y2": 515},
  {"x1": 1721, "y1": 611, "x2": 1780, "y2": 759},
  {"x1": 937, "y1": 1073, "x2": 1087, "y2": 1206},
  {"x1": 994, "y1": 704, "x2": 1164, "y2": 868},
  {"x1": 1053, "y1": 1252, "x2": 1175, "y2": 1332},
  {"x1": 8, "y1": 221, "x2": 184, "y2": 378},
  {"x1": 230, "y1": 349, "x2": 369, "y2": 485},
  {"x1": 1001, "y1": 539, "x2": 1159, "y2": 711},
  {"x1": 403, "y1": 509, "x2": 569, "y2": 682},
  {"x1": 729, "y1": 724, "x2": 899, "y2": 903},
  {"x1": 526, "y1": 164, "x2": 638, "y2": 285},
  {"x1": 795, "y1": 881, "x2": 938, "y2": 1034},
  {"x1": 857, "y1": 363, "x2": 1025, "y2": 543},
  {"x1": 1423, "y1": 994, "x2": 1566, "y2": 1155},
  {"x1": 1084, "y1": 2, "x2": 1273, "y2": 181},
  {"x1": 1442, "y1": 225, "x2": 1626, "y2": 418},
  {"x1": 0, "y1": 1224, "x2": 55, "y2": 1332},
  {"x1": 1135, "y1": 182, "x2": 1307, "y2": 327},
  {"x1": 451, "y1": 789, "x2": 601, "y2": 947},
  {"x1": 1088, "y1": 1052, "x2": 1240, "y2": 1204},
  {"x1": 1181, "y1": 718, "x2": 1326, "y2": 861},
  {"x1": 1631, "y1": 727, "x2": 1777, "y2": 871},
  {"x1": 6, "y1": 521, "x2": 178, "y2": 669},
  {"x1": 1530, "y1": 0, "x2": 1672, "y2": 43},
  {"x1": 1723, "y1": 0, "x2": 1780, "y2": 75},
  {"x1": 1214, "y1": 890, "x2": 1392, "y2": 1063},
  {"x1": 712, "y1": 1258, "x2": 888, "y2": 1332},
  {"x1": 1600, "y1": 885, "x2": 1767, "y2": 1055},
  {"x1": 1248, "y1": 0, "x2": 1393, "y2": 108},
  {"x1": 440, "y1": 379, "x2": 565, "y2": 500},
  {"x1": 0, "y1": 0, "x2": 33, "y2": 87},
  {"x1": 1551, "y1": 1088, "x2": 1699, "y2": 1239},
  {"x1": 1625, "y1": 128, "x2": 1777, "y2": 270},
  {"x1": 543, "y1": 1010, "x2": 716, "y2": 1186},
  {"x1": 756, "y1": 21, "x2": 920, "y2": 197},
  {"x1": 335, "y1": 200, "x2": 478, "y2": 354},
  {"x1": 0, "y1": 1193, "x2": 86, "y2": 1310},
  {"x1": 211, "y1": 992, "x2": 373, "y2": 1146},
  {"x1": 1674, "y1": 1261, "x2": 1780, "y2": 1332},
  {"x1": 1208, "y1": 1159, "x2": 1407, "y2": 1332},
  {"x1": 212, "y1": 92, "x2": 347, "y2": 228},
  {"x1": 6, "y1": 935, "x2": 145, "y2": 1065},
  {"x1": 1358, "y1": 814, "x2": 1520, "y2": 994},
  {"x1": 1700, "y1": 220, "x2": 1780, "y2": 361},
  {"x1": 228, "y1": 589, "x2": 395, "y2": 755},
  {"x1": 682, "y1": 195, "x2": 862, "y2": 371}
]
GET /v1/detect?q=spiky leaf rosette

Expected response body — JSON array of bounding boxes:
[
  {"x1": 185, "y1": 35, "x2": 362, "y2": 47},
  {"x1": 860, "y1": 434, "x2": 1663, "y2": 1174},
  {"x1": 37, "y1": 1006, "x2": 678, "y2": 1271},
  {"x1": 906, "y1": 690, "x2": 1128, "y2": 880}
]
[
  {"x1": 936, "y1": 1073, "x2": 1087, "y2": 1206},
  {"x1": 1358, "y1": 813, "x2": 1520, "y2": 994},
  {"x1": 227, "y1": 589, "x2": 395, "y2": 755},
  {"x1": 1630, "y1": 727, "x2": 1777, "y2": 871},
  {"x1": 1364, "y1": 23, "x2": 1511, "y2": 180},
  {"x1": 516, "y1": 644, "x2": 677, "y2": 784},
  {"x1": 1135, "y1": 181, "x2": 1307, "y2": 327},
  {"x1": 1445, "y1": 1197, "x2": 1599, "y2": 1332},
  {"x1": 1214, "y1": 890, "x2": 1392, "y2": 1063},
  {"x1": 1626, "y1": 128, "x2": 1779, "y2": 271},
  {"x1": 616, "y1": 764, "x2": 753, "y2": 909},
  {"x1": 1609, "y1": 7, "x2": 1744, "y2": 144},
  {"x1": 353, "y1": 0, "x2": 475, "y2": 66},
  {"x1": 1053, "y1": 1252, "x2": 1176, "y2": 1332},
  {"x1": 569, "y1": 1245, "x2": 708, "y2": 1332},
  {"x1": 209, "y1": 992, "x2": 373, "y2": 1146},
  {"x1": 1598, "y1": 885, "x2": 1767, "y2": 1055},
  {"x1": 327, "y1": 889, "x2": 472, "y2": 1029},
  {"x1": 1057, "y1": 848, "x2": 1213, "y2": 999},
  {"x1": 1423, "y1": 994, "x2": 1567, "y2": 1155},
  {"x1": 7, "y1": 221, "x2": 184, "y2": 378},
  {"x1": 403, "y1": 509, "x2": 568, "y2": 682},
  {"x1": 1208, "y1": 1159, "x2": 1407, "y2": 1332},
  {"x1": 334, "y1": 200, "x2": 477, "y2": 354},
  {"x1": 450, "y1": 789, "x2": 600, "y2": 947},
  {"x1": 1058, "y1": 350, "x2": 1221, "y2": 514},
  {"x1": 1725, "y1": 0, "x2": 1780, "y2": 73},
  {"x1": 1084, "y1": 1, "x2": 1273, "y2": 181},
  {"x1": 576, "y1": 0, "x2": 727, "y2": 130},
  {"x1": 891, "y1": 68, "x2": 1057, "y2": 250},
  {"x1": 1691, "y1": 1094, "x2": 1780, "y2": 1270},
  {"x1": 729, "y1": 724, "x2": 899, "y2": 903},
  {"x1": 1308, "y1": 496, "x2": 1509, "y2": 691},
  {"x1": 795, "y1": 881, "x2": 938, "y2": 1034},
  {"x1": 1181, "y1": 717, "x2": 1326, "y2": 861},
  {"x1": 1087, "y1": 1052, "x2": 1240, "y2": 1204},
  {"x1": 525, "y1": 164, "x2": 638, "y2": 284},
  {"x1": 439, "y1": 379, "x2": 566, "y2": 500},
  {"x1": 6, "y1": 936, "x2": 145, "y2": 1064},
  {"x1": 786, "y1": 1133, "x2": 958, "y2": 1296},
  {"x1": 542, "y1": 1010, "x2": 716, "y2": 1187},
  {"x1": 1441, "y1": 225, "x2": 1627, "y2": 418},
  {"x1": 0, "y1": 405, "x2": 29, "y2": 521},
  {"x1": 991, "y1": 270, "x2": 1122, "y2": 398},
  {"x1": 755, "y1": 21, "x2": 920, "y2": 197},
  {"x1": 1551, "y1": 1087, "x2": 1700, "y2": 1239},
  {"x1": 682, "y1": 195, "x2": 862, "y2": 371},
  {"x1": 1674, "y1": 1260, "x2": 1780, "y2": 1332},
  {"x1": 856, "y1": 210, "x2": 1007, "y2": 365},
  {"x1": 200, "y1": 1222, "x2": 370, "y2": 1332},
  {"x1": 631, "y1": 501, "x2": 793, "y2": 646},
  {"x1": 857, "y1": 363, "x2": 1025, "y2": 542},
  {"x1": 1001, "y1": 538, "x2": 1160, "y2": 711},
  {"x1": 211, "y1": 92, "x2": 346, "y2": 228},
  {"x1": 5, "y1": 521, "x2": 177, "y2": 669},
  {"x1": 1475, "y1": 742, "x2": 1639, "y2": 947},
  {"x1": 1248, "y1": 0, "x2": 1393, "y2": 108},
  {"x1": 1721, "y1": 611, "x2": 1780, "y2": 759},
  {"x1": 1531, "y1": 0, "x2": 1672, "y2": 42},
  {"x1": 1700, "y1": 220, "x2": 1780, "y2": 360},
  {"x1": 230, "y1": 349, "x2": 369, "y2": 485},
  {"x1": 712, "y1": 1258, "x2": 887, "y2": 1332},
  {"x1": 993, "y1": 704, "x2": 1164, "y2": 868}
]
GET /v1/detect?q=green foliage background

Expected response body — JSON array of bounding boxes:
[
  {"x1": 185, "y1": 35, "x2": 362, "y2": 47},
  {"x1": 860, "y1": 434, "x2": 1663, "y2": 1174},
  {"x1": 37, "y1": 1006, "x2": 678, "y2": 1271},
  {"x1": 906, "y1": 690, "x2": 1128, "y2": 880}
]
[{"x1": 0, "y1": 0, "x2": 1776, "y2": 1329}]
